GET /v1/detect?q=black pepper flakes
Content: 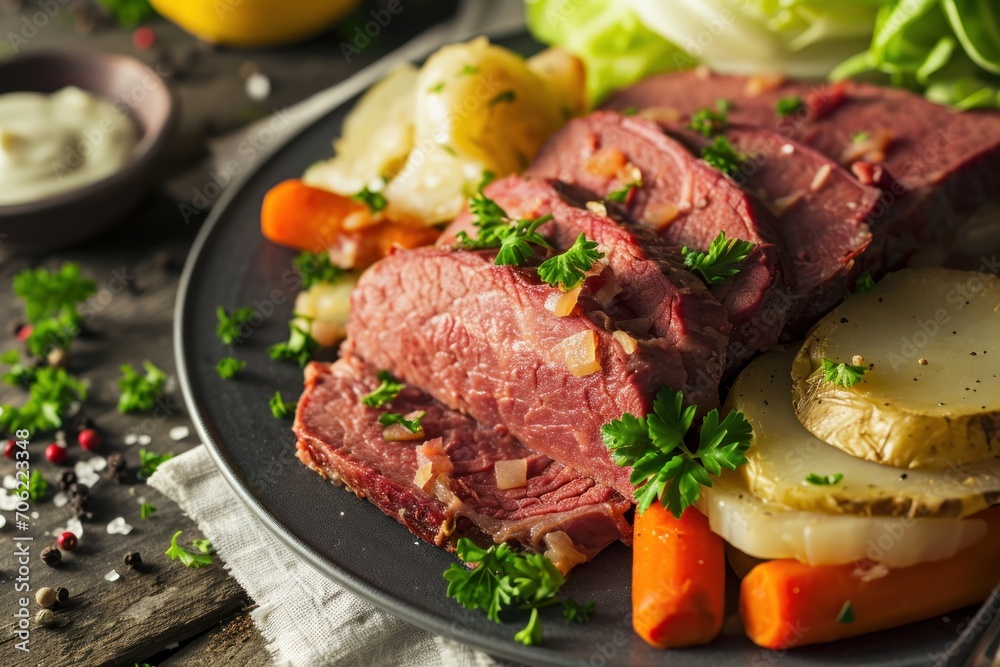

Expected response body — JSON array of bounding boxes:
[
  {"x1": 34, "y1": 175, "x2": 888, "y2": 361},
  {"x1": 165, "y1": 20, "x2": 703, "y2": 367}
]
[
  {"x1": 124, "y1": 551, "x2": 143, "y2": 570},
  {"x1": 40, "y1": 546, "x2": 61, "y2": 566},
  {"x1": 105, "y1": 452, "x2": 126, "y2": 481},
  {"x1": 56, "y1": 470, "x2": 78, "y2": 492}
]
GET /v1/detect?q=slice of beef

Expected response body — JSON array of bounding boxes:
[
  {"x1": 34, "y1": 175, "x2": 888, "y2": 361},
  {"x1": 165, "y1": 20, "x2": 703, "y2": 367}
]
[
  {"x1": 441, "y1": 175, "x2": 730, "y2": 395},
  {"x1": 346, "y1": 246, "x2": 686, "y2": 498},
  {"x1": 526, "y1": 111, "x2": 787, "y2": 362},
  {"x1": 602, "y1": 71, "x2": 1000, "y2": 262},
  {"x1": 295, "y1": 355, "x2": 631, "y2": 565},
  {"x1": 662, "y1": 122, "x2": 880, "y2": 332}
]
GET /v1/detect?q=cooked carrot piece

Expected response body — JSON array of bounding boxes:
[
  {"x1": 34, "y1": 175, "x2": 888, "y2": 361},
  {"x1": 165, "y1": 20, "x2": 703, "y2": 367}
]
[
  {"x1": 632, "y1": 505, "x2": 726, "y2": 648},
  {"x1": 740, "y1": 507, "x2": 1000, "y2": 649},
  {"x1": 261, "y1": 179, "x2": 369, "y2": 253}
]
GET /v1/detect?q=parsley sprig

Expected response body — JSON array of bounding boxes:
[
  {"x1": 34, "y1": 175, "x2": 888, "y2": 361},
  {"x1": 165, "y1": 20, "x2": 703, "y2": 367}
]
[
  {"x1": 361, "y1": 371, "x2": 405, "y2": 408},
  {"x1": 701, "y1": 136, "x2": 746, "y2": 177},
  {"x1": 562, "y1": 598, "x2": 596, "y2": 624},
  {"x1": 140, "y1": 502, "x2": 157, "y2": 519},
  {"x1": 216, "y1": 357, "x2": 246, "y2": 380},
  {"x1": 805, "y1": 472, "x2": 844, "y2": 486},
  {"x1": 352, "y1": 185, "x2": 388, "y2": 213},
  {"x1": 139, "y1": 449, "x2": 174, "y2": 478},
  {"x1": 681, "y1": 231, "x2": 756, "y2": 285},
  {"x1": 13, "y1": 263, "x2": 95, "y2": 325},
  {"x1": 216, "y1": 307, "x2": 255, "y2": 346},
  {"x1": 1, "y1": 349, "x2": 36, "y2": 388},
  {"x1": 536, "y1": 234, "x2": 604, "y2": 291},
  {"x1": 117, "y1": 361, "x2": 168, "y2": 413},
  {"x1": 456, "y1": 174, "x2": 553, "y2": 267},
  {"x1": 25, "y1": 470, "x2": 48, "y2": 501},
  {"x1": 378, "y1": 411, "x2": 425, "y2": 434},
  {"x1": 602, "y1": 389, "x2": 753, "y2": 517},
  {"x1": 444, "y1": 538, "x2": 585, "y2": 645},
  {"x1": 165, "y1": 531, "x2": 213, "y2": 569},
  {"x1": 0, "y1": 366, "x2": 87, "y2": 433},
  {"x1": 270, "y1": 391, "x2": 297, "y2": 419},
  {"x1": 268, "y1": 319, "x2": 318, "y2": 367},
  {"x1": 494, "y1": 215, "x2": 553, "y2": 267},
  {"x1": 854, "y1": 271, "x2": 876, "y2": 294},
  {"x1": 294, "y1": 251, "x2": 344, "y2": 288},
  {"x1": 687, "y1": 102, "x2": 729, "y2": 137},
  {"x1": 821, "y1": 359, "x2": 867, "y2": 388},
  {"x1": 606, "y1": 176, "x2": 642, "y2": 203},
  {"x1": 775, "y1": 96, "x2": 803, "y2": 118}
]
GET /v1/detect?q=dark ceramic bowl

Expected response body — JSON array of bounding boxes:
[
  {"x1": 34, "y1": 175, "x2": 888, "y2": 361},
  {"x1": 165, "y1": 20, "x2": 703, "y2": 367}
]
[{"x1": 0, "y1": 50, "x2": 178, "y2": 251}]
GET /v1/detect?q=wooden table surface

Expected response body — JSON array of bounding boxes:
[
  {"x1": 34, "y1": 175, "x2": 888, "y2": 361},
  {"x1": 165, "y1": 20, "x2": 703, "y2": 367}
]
[{"x1": 0, "y1": 3, "x2": 458, "y2": 665}]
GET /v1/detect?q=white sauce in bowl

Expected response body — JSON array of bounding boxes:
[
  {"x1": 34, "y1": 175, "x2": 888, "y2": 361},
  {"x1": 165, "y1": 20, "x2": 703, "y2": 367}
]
[{"x1": 0, "y1": 86, "x2": 139, "y2": 206}]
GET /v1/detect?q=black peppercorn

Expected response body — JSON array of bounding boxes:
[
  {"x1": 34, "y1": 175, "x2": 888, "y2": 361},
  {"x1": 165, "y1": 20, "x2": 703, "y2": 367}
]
[
  {"x1": 57, "y1": 470, "x2": 78, "y2": 492},
  {"x1": 67, "y1": 482, "x2": 90, "y2": 500},
  {"x1": 124, "y1": 551, "x2": 142, "y2": 570},
  {"x1": 56, "y1": 587, "x2": 69, "y2": 603},
  {"x1": 40, "y1": 546, "x2": 61, "y2": 566},
  {"x1": 105, "y1": 452, "x2": 126, "y2": 481}
]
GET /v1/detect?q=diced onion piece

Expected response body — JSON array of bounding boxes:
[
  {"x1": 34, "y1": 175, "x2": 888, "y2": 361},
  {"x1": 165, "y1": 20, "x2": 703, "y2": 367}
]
[
  {"x1": 544, "y1": 286, "x2": 582, "y2": 317},
  {"x1": 594, "y1": 279, "x2": 621, "y2": 307},
  {"x1": 586, "y1": 147, "x2": 626, "y2": 177},
  {"x1": 767, "y1": 191, "x2": 804, "y2": 217},
  {"x1": 311, "y1": 321, "x2": 346, "y2": 347},
  {"x1": 383, "y1": 411, "x2": 426, "y2": 442},
  {"x1": 840, "y1": 129, "x2": 893, "y2": 165},
  {"x1": 746, "y1": 73, "x2": 786, "y2": 96},
  {"x1": 612, "y1": 330, "x2": 637, "y2": 354},
  {"x1": 413, "y1": 463, "x2": 435, "y2": 490},
  {"x1": 620, "y1": 163, "x2": 642, "y2": 184},
  {"x1": 639, "y1": 106, "x2": 681, "y2": 124},
  {"x1": 810, "y1": 164, "x2": 832, "y2": 192},
  {"x1": 640, "y1": 200, "x2": 680, "y2": 230},
  {"x1": 551, "y1": 330, "x2": 601, "y2": 377},
  {"x1": 617, "y1": 317, "x2": 653, "y2": 334},
  {"x1": 494, "y1": 458, "x2": 528, "y2": 490},
  {"x1": 586, "y1": 200, "x2": 608, "y2": 217},
  {"x1": 543, "y1": 530, "x2": 588, "y2": 574}
]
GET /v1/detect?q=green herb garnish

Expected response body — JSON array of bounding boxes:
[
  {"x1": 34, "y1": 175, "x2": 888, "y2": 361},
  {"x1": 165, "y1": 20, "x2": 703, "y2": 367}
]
[
  {"x1": 26, "y1": 470, "x2": 48, "y2": 501},
  {"x1": 1, "y1": 349, "x2": 37, "y2": 388},
  {"x1": 378, "y1": 411, "x2": 425, "y2": 434},
  {"x1": 606, "y1": 176, "x2": 642, "y2": 203},
  {"x1": 489, "y1": 90, "x2": 517, "y2": 106},
  {"x1": 117, "y1": 361, "x2": 168, "y2": 413},
  {"x1": 216, "y1": 357, "x2": 246, "y2": 380},
  {"x1": 775, "y1": 96, "x2": 803, "y2": 118},
  {"x1": 428, "y1": 82, "x2": 445, "y2": 94},
  {"x1": 0, "y1": 366, "x2": 87, "y2": 433},
  {"x1": 294, "y1": 251, "x2": 344, "y2": 288},
  {"x1": 562, "y1": 598, "x2": 596, "y2": 624},
  {"x1": 805, "y1": 473, "x2": 844, "y2": 486},
  {"x1": 23, "y1": 313, "x2": 77, "y2": 357},
  {"x1": 216, "y1": 307, "x2": 255, "y2": 346},
  {"x1": 352, "y1": 185, "x2": 388, "y2": 214},
  {"x1": 458, "y1": 64, "x2": 478, "y2": 76},
  {"x1": 854, "y1": 271, "x2": 876, "y2": 294},
  {"x1": 602, "y1": 389, "x2": 753, "y2": 517},
  {"x1": 192, "y1": 539, "x2": 214, "y2": 555},
  {"x1": 13, "y1": 262, "x2": 95, "y2": 325},
  {"x1": 822, "y1": 359, "x2": 867, "y2": 388},
  {"x1": 681, "y1": 231, "x2": 756, "y2": 285},
  {"x1": 494, "y1": 215, "x2": 552, "y2": 267},
  {"x1": 687, "y1": 105, "x2": 728, "y2": 137},
  {"x1": 165, "y1": 531, "x2": 213, "y2": 569},
  {"x1": 269, "y1": 391, "x2": 297, "y2": 419},
  {"x1": 139, "y1": 449, "x2": 174, "y2": 479},
  {"x1": 836, "y1": 600, "x2": 855, "y2": 624},
  {"x1": 268, "y1": 320, "x2": 318, "y2": 367},
  {"x1": 360, "y1": 371, "x2": 405, "y2": 408},
  {"x1": 514, "y1": 608, "x2": 543, "y2": 646},
  {"x1": 715, "y1": 99, "x2": 733, "y2": 113},
  {"x1": 140, "y1": 502, "x2": 157, "y2": 519},
  {"x1": 851, "y1": 131, "x2": 870, "y2": 144},
  {"x1": 700, "y1": 136, "x2": 746, "y2": 177},
  {"x1": 444, "y1": 538, "x2": 568, "y2": 644},
  {"x1": 537, "y1": 233, "x2": 604, "y2": 291}
]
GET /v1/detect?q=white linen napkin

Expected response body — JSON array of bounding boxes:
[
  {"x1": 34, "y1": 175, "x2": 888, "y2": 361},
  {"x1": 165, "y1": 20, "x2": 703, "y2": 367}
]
[{"x1": 148, "y1": 445, "x2": 502, "y2": 667}]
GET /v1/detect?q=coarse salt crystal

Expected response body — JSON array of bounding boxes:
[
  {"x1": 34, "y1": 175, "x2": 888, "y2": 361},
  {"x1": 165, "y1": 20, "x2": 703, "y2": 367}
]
[
  {"x1": 2, "y1": 475, "x2": 17, "y2": 490},
  {"x1": 137, "y1": 434, "x2": 152, "y2": 446},
  {"x1": 89, "y1": 457, "x2": 107, "y2": 472},
  {"x1": 123, "y1": 433, "x2": 138, "y2": 446},
  {"x1": 107, "y1": 517, "x2": 133, "y2": 535},
  {"x1": 53, "y1": 492, "x2": 68, "y2": 508},
  {"x1": 74, "y1": 460, "x2": 100, "y2": 488},
  {"x1": 104, "y1": 570, "x2": 120, "y2": 582},
  {"x1": 0, "y1": 490, "x2": 18, "y2": 511},
  {"x1": 169, "y1": 426, "x2": 190, "y2": 441}
]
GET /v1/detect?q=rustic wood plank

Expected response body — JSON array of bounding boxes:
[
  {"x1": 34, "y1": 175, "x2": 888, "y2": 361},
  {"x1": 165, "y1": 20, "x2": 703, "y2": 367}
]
[{"x1": 161, "y1": 613, "x2": 273, "y2": 667}]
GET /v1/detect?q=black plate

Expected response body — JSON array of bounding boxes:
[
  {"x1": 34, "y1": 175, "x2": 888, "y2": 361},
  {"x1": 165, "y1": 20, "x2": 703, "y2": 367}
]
[{"x1": 175, "y1": 31, "x2": 988, "y2": 666}]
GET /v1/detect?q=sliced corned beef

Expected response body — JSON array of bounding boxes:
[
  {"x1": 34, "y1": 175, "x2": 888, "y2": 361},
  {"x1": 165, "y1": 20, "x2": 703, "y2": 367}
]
[{"x1": 295, "y1": 355, "x2": 631, "y2": 566}]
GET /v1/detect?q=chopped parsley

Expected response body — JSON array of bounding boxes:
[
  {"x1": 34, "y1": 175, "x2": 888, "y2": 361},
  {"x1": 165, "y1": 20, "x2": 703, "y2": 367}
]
[
  {"x1": 687, "y1": 102, "x2": 729, "y2": 137},
  {"x1": 26, "y1": 469, "x2": 48, "y2": 501},
  {"x1": 805, "y1": 472, "x2": 844, "y2": 486},
  {"x1": 458, "y1": 64, "x2": 478, "y2": 76},
  {"x1": 562, "y1": 598, "x2": 596, "y2": 624},
  {"x1": 352, "y1": 185, "x2": 388, "y2": 213},
  {"x1": 489, "y1": 90, "x2": 517, "y2": 106},
  {"x1": 428, "y1": 82, "x2": 445, "y2": 94},
  {"x1": 606, "y1": 176, "x2": 642, "y2": 203},
  {"x1": 216, "y1": 307, "x2": 255, "y2": 346},
  {"x1": 192, "y1": 538, "x2": 214, "y2": 555},
  {"x1": 456, "y1": 190, "x2": 513, "y2": 250},
  {"x1": 701, "y1": 136, "x2": 746, "y2": 177},
  {"x1": 13, "y1": 262, "x2": 95, "y2": 325},
  {"x1": 165, "y1": 531, "x2": 213, "y2": 569},
  {"x1": 268, "y1": 320, "x2": 318, "y2": 367},
  {"x1": 378, "y1": 411, "x2": 425, "y2": 434},
  {"x1": 715, "y1": 98, "x2": 733, "y2": 113},
  {"x1": 294, "y1": 251, "x2": 344, "y2": 288},
  {"x1": 821, "y1": 358, "x2": 868, "y2": 388},
  {"x1": 836, "y1": 600, "x2": 856, "y2": 624},
  {"x1": 269, "y1": 391, "x2": 297, "y2": 420},
  {"x1": 681, "y1": 231, "x2": 757, "y2": 285},
  {"x1": 621, "y1": 106, "x2": 638, "y2": 116},
  {"x1": 139, "y1": 449, "x2": 174, "y2": 479},
  {"x1": 775, "y1": 96, "x2": 803, "y2": 118},
  {"x1": 444, "y1": 538, "x2": 568, "y2": 644},
  {"x1": 0, "y1": 366, "x2": 87, "y2": 433},
  {"x1": 0, "y1": 349, "x2": 36, "y2": 388},
  {"x1": 854, "y1": 271, "x2": 876, "y2": 294},
  {"x1": 494, "y1": 215, "x2": 553, "y2": 267},
  {"x1": 536, "y1": 234, "x2": 604, "y2": 291},
  {"x1": 140, "y1": 502, "x2": 157, "y2": 519},
  {"x1": 117, "y1": 361, "x2": 168, "y2": 413},
  {"x1": 216, "y1": 357, "x2": 246, "y2": 380},
  {"x1": 851, "y1": 131, "x2": 870, "y2": 143},
  {"x1": 602, "y1": 389, "x2": 753, "y2": 517},
  {"x1": 360, "y1": 371, "x2": 405, "y2": 408}
]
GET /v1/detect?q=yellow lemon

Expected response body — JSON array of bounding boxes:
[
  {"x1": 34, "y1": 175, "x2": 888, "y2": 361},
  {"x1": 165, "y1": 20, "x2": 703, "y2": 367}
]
[{"x1": 151, "y1": 0, "x2": 360, "y2": 47}]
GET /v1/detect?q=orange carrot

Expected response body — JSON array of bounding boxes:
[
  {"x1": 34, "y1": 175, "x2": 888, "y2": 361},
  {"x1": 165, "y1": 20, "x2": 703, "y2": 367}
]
[
  {"x1": 740, "y1": 507, "x2": 1000, "y2": 649},
  {"x1": 632, "y1": 504, "x2": 726, "y2": 648},
  {"x1": 260, "y1": 179, "x2": 440, "y2": 266}
]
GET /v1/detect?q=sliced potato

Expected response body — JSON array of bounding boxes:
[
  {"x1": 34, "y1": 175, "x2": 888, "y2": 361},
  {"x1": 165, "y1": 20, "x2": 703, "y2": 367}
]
[
  {"x1": 383, "y1": 37, "x2": 572, "y2": 224},
  {"x1": 792, "y1": 268, "x2": 1000, "y2": 469},
  {"x1": 303, "y1": 65, "x2": 418, "y2": 196},
  {"x1": 293, "y1": 274, "x2": 359, "y2": 347},
  {"x1": 698, "y1": 472, "x2": 988, "y2": 568},
  {"x1": 732, "y1": 348, "x2": 1000, "y2": 518}
]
